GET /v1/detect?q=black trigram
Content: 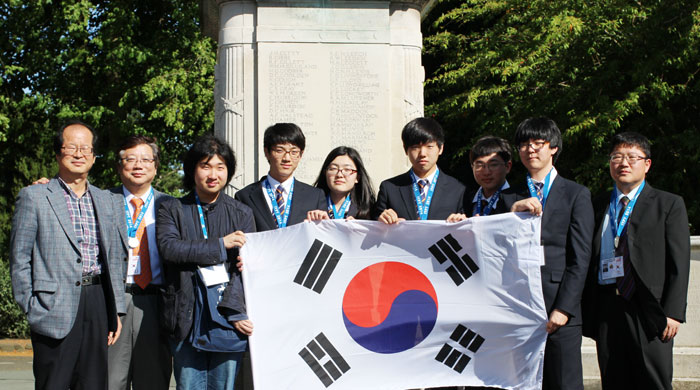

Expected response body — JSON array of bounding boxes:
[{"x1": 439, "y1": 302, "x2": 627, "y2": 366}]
[
  {"x1": 428, "y1": 233, "x2": 479, "y2": 286},
  {"x1": 435, "y1": 324, "x2": 485, "y2": 373},
  {"x1": 294, "y1": 239, "x2": 343, "y2": 294},
  {"x1": 299, "y1": 333, "x2": 351, "y2": 387}
]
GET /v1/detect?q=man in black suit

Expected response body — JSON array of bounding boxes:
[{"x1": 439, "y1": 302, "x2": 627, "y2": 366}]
[
  {"x1": 511, "y1": 117, "x2": 594, "y2": 390},
  {"x1": 582, "y1": 132, "x2": 690, "y2": 389},
  {"x1": 373, "y1": 117, "x2": 465, "y2": 223},
  {"x1": 235, "y1": 122, "x2": 326, "y2": 231}
]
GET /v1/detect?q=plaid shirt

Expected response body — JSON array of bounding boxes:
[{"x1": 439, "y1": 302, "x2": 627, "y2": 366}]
[{"x1": 58, "y1": 178, "x2": 102, "y2": 276}]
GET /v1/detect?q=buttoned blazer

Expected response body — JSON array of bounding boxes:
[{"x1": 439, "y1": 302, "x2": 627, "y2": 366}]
[
  {"x1": 464, "y1": 187, "x2": 521, "y2": 217},
  {"x1": 372, "y1": 170, "x2": 466, "y2": 220},
  {"x1": 10, "y1": 178, "x2": 126, "y2": 339},
  {"x1": 582, "y1": 184, "x2": 690, "y2": 339},
  {"x1": 234, "y1": 176, "x2": 326, "y2": 232},
  {"x1": 517, "y1": 175, "x2": 594, "y2": 326},
  {"x1": 110, "y1": 186, "x2": 173, "y2": 281}
]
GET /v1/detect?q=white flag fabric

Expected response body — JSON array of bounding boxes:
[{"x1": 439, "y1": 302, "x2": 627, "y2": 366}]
[{"x1": 241, "y1": 212, "x2": 548, "y2": 390}]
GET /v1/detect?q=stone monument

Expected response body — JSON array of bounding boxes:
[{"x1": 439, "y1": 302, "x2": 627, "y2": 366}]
[{"x1": 209, "y1": 0, "x2": 435, "y2": 191}]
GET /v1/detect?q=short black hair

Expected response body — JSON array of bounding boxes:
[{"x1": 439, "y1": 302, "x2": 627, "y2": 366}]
[
  {"x1": 118, "y1": 135, "x2": 160, "y2": 168},
  {"x1": 513, "y1": 117, "x2": 563, "y2": 162},
  {"x1": 183, "y1": 134, "x2": 236, "y2": 191},
  {"x1": 401, "y1": 117, "x2": 445, "y2": 151},
  {"x1": 263, "y1": 123, "x2": 306, "y2": 151},
  {"x1": 53, "y1": 120, "x2": 98, "y2": 155},
  {"x1": 469, "y1": 136, "x2": 512, "y2": 164},
  {"x1": 609, "y1": 132, "x2": 651, "y2": 158}
]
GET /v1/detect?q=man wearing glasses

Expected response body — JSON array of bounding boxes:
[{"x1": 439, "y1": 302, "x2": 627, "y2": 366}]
[
  {"x1": 510, "y1": 117, "x2": 594, "y2": 390},
  {"x1": 108, "y1": 135, "x2": 173, "y2": 390},
  {"x1": 582, "y1": 132, "x2": 690, "y2": 389},
  {"x1": 10, "y1": 120, "x2": 126, "y2": 389}
]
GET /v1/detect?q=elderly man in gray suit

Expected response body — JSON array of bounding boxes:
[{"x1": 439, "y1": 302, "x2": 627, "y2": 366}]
[
  {"x1": 10, "y1": 120, "x2": 126, "y2": 390},
  {"x1": 108, "y1": 135, "x2": 173, "y2": 390}
]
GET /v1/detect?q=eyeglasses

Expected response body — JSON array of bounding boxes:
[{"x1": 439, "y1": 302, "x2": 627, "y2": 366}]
[
  {"x1": 121, "y1": 157, "x2": 156, "y2": 166},
  {"x1": 472, "y1": 161, "x2": 505, "y2": 171},
  {"x1": 327, "y1": 166, "x2": 357, "y2": 176},
  {"x1": 61, "y1": 145, "x2": 94, "y2": 156},
  {"x1": 609, "y1": 154, "x2": 648, "y2": 165},
  {"x1": 270, "y1": 147, "x2": 301, "y2": 159},
  {"x1": 518, "y1": 141, "x2": 548, "y2": 151}
]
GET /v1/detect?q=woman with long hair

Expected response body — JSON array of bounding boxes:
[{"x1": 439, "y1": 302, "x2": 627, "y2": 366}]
[{"x1": 306, "y1": 146, "x2": 376, "y2": 220}]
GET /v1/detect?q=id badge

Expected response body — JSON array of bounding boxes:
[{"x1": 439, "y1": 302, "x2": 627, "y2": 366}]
[
  {"x1": 601, "y1": 256, "x2": 624, "y2": 279},
  {"x1": 128, "y1": 256, "x2": 141, "y2": 276},
  {"x1": 198, "y1": 263, "x2": 229, "y2": 286}
]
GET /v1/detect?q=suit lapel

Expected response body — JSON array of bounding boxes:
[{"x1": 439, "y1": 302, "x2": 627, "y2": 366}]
[
  {"x1": 112, "y1": 187, "x2": 128, "y2": 249},
  {"x1": 399, "y1": 171, "x2": 418, "y2": 219},
  {"x1": 47, "y1": 179, "x2": 80, "y2": 250},
  {"x1": 90, "y1": 185, "x2": 112, "y2": 253},
  {"x1": 288, "y1": 181, "x2": 307, "y2": 225},
  {"x1": 249, "y1": 178, "x2": 277, "y2": 229},
  {"x1": 541, "y1": 176, "x2": 564, "y2": 226},
  {"x1": 626, "y1": 183, "x2": 654, "y2": 258}
]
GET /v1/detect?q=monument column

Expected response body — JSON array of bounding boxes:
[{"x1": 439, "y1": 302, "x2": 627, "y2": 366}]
[{"x1": 214, "y1": 0, "x2": 433, "y2": 192}]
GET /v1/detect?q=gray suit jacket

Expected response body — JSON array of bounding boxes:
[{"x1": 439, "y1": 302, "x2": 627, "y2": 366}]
[
  {"x1": 10, "y1": 178, "x2": 126, "y2": 339},
  {"x1": 110, "y1": 186, "x2": 172, "y2": 283}
]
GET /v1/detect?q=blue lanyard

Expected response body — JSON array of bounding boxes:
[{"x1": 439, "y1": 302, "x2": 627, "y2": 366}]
[
  {"x1": 608, "y1": 181, "x2": 645, "y2": 247},
  {"x1": 410, "y1": 169, "x2": 439, "y2": 220},
  {"x1": 526, "y1": 168, "x2": 553, "y2": 209},
  {"x1": 475, "y1": 185, "x2": 504, "y2": 216},
  {"x1": 194, "y1": 193, "x2": 209, "y2": 239},
  {"x1": 265, "y1": 179, "x2": 294, "y2": 228},
  {"x1": 327, "y1": 194, "x2": 351, "y2": 219},
  {"x1": 124, "y1": 189, "x2": 154, "y2": 238}
]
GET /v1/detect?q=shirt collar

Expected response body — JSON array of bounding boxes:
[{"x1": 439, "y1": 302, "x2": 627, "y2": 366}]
[
  {"x1": 57, "y1": 176, "x2": 90, "y2": 199},
  {"x1": 472, "y1": 181, "x2": 510, "y2": 202},
  {"x1": 122, "y1": 185, "x2": 154, "y2": 203},
  {"x1": 411, "y1": 168, "x2": 438, "y2": 185},
  {"x1": 265, "y1": 174, "x2": 294, "y2": 193},
  {"x1": 530, "y1": 167, "x2": 558, "y2": 185},
  {"x1": 615, "y1": 181, "x2": 643, "y2": 203}
]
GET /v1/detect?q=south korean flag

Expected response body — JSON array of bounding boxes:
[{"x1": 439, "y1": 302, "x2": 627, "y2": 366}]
[{"x1": 241, "y1": 213, "x2": 548, "y2": 390}]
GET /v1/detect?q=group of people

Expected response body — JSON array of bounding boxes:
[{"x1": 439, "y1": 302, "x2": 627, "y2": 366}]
[{"x1": 9, "y1": 115, "x2": 690, "y2": 390}]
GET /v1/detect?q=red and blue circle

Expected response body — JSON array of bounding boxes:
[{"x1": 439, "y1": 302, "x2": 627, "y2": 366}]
[{"x1": 342, "y1": 261, "x2": 438, "y2": 354}]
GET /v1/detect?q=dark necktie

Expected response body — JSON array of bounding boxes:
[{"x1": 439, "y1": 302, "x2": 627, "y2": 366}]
[
  {"x1": 417, "y1": 179, "x2": 428, "y2": 203},
  {"x1": 615, "y1": 196, "x2": 636, "y2": 299},
  {"x1": 275, "y1": 185, "x2": 285, "y2": 216},
  {"x1": 534, "y1": 181, "x2": 544, "y2": 202}
]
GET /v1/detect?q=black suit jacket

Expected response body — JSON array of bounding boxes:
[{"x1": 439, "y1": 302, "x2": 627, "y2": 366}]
[
  {"x1": 110, "y1": 186, "x2": 173, "y2": 282},
  {"x1": 234, "y1": 176, "x2": 326, "y2": 231},
  {"x1": 582, "y1": 183, "x2": 690, "y2": 339},
  {"x1": 464, "y1": 186, "x2": 521, "y2": 216},
  {"x1": 372, "y1": 170, "x2": 466, "y2": 220},
  {"x1": 516, "y1": 175, "x2": 594, "y2": 326}
]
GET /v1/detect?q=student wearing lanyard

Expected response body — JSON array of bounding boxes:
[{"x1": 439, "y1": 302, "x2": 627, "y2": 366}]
[
  {"x1": 510, "y1": 117, "x2": 594, "y2": 390},
  {"x1": 306, "y1": 146, "x2": 376, "y2": 221},
  {"x1": 582, "y1": 132, "x2": 690, "y2": 390},
  {"x1": 373, "y1": 117, "x2": 465, "y2": 223},
  {"x1": 447, "y1": 136, "x2": 520, "y2": 222},
  {"x1": 235, "y1": 123, "x2": 326, "y2": 232},
  {"x1": 157, "y1": 134, "x2": 255, "y2": 390}
]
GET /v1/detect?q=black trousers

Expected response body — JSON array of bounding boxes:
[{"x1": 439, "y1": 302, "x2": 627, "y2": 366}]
[
  {"x1": 543, "y1": 323, "x2": 583, "y2": 390},
  {"x1": 595, "y1": 286, "x2": 673, "y2": 390},
  {"x1": 31, "y1": 283, "x2": 109, "y2": 390}
]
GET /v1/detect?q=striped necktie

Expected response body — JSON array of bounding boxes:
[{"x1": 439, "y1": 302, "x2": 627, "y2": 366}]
[
  {"x1": 534, "y1": 181, "x2": 544, "y2": 202},
  {"x1": 417, "y1": 179, "x2": 428, "y2": 203},
  {"x1": 275, "y1": 185, "x2": 286, "y2": 216}
]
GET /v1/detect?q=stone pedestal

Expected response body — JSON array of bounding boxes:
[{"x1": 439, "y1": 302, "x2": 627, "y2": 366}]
[{"x1": 214, "y1": 0, "x2": 432, "y2": 192}]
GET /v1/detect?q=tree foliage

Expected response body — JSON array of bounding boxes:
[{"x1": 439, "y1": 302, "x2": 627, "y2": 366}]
[
  {"x1": 0, "y1": 1, "x2": 215, "y2": 336},
  {"x1": 423, "y1": 0, "x2": 700, "y2": 233}
]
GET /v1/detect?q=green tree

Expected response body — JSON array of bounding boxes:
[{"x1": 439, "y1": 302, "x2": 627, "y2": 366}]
[
  {"x1": 423, "y1": 0, "x2": 700, "y2": 232},
  {"x1": 0, "y1": 0, "x2": 215, "y2": 336}
]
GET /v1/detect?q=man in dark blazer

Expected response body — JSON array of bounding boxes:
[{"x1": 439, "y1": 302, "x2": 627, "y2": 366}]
[
  {"x1": 582, "y1": 132, "x2": 690, "y2": 389},
  {"x1": 235, "y1": 123, "x2": 326, "y2": 231},
  {"x1": 10, "y1": 121, "x2": 126, "y2": 389},
  {"x1": 373, "y1": 117, "x2": 465, "y2": 223},
  {"x1": 108, "y1": 136, "x2": 173, "y2": 390},
  {"x1": 234, "y1": 123, "x2": 325, "y2": 389},
  {"x1": 511, "y1": 117, "x2": 594, "y2": 390}
]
